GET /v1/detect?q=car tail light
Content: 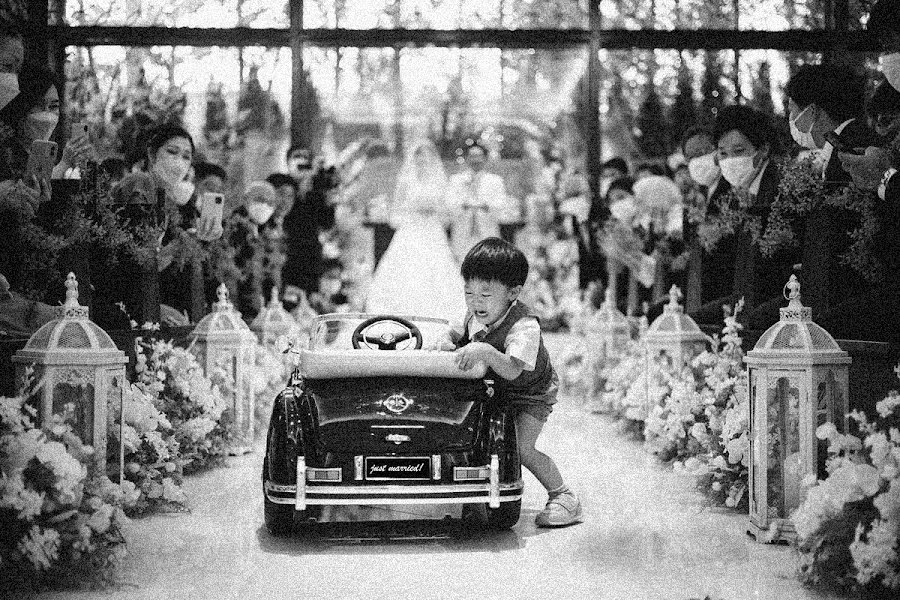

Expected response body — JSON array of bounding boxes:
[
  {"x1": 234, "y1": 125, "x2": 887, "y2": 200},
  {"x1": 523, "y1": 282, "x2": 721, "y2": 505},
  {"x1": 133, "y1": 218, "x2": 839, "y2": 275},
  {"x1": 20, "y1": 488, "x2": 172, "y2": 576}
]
[
  {"x1": 306, "y1": 467, "x2": 342, "y2": 482},
  {"x1": 453, "y1": 466, "x2": 490, "y2": 481}
]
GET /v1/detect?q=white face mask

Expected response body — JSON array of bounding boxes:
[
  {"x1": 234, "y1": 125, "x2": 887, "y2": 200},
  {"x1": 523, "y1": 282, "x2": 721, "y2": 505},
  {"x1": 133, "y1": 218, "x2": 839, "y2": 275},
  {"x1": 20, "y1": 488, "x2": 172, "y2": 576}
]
[
  {"x1": 25, "y1": 110, "x2": 59, "y2": 141},
  {"x1": 0, "y1": 72, "x2": 18, "y2": 110},
  {"x1": 320, "y1": 278, "x2": 342, "y2": 297},
  {"x1": 153, "y1": 154, "x2": 191, "y2": 188},
  {"x1": 247, "y1": 201, "x2": 275, "y2": 225},
  {"x1": 687, "y1": 152, "x2": 720, "y2": 188},
  {"x1": 172, "y1": 181, "x2": 195, "y2": 206},
  {"x1": 881, "y1": 53, "x2": 900, "y2": 93},
  {"x1": 789, "y1": 105, "x2": 818, "y2": 150},
  {"x1": 719, "y1": 156, "x2": 757, "y2": 188}
]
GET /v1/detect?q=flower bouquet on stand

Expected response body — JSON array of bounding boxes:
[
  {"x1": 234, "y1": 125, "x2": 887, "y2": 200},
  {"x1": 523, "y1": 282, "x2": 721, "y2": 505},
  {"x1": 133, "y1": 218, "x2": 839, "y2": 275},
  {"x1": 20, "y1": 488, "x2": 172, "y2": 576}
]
[
  {"x1": 1, "y1": 395, "x2": 133, "y2": 590},
  {"x1": 134, "y1": 340, "x2": 229, "y2": 475},
  {"x1": 792, "y1": 387, "x2": 900, "y2": 596}
]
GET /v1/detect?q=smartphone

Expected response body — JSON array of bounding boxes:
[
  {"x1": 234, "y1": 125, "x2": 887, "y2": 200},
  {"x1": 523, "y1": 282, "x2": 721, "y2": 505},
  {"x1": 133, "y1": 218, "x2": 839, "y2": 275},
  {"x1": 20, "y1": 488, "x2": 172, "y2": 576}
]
[
  {"x1": 824, "y1": 131, "x2": 864, "y2": 155},
  {"x1": 199, "y1": 192, "x2": 225, "y2": 225},
  {"x1": 70, "y1": 122, "x2": 89, "y2": 140},
  {"x1": 25, "y1": 140, "x2": 58, "y2": 180}
]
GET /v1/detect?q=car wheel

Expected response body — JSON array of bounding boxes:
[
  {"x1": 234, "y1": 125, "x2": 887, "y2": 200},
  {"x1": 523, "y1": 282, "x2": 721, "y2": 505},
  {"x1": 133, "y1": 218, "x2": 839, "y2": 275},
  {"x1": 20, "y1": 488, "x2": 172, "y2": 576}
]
[
  {"x1": 486, "y1": 499, "x2": 521, "y2": 530},
  {"x1": 263, "y1": 462, "x2": 295, "y2": 536}
]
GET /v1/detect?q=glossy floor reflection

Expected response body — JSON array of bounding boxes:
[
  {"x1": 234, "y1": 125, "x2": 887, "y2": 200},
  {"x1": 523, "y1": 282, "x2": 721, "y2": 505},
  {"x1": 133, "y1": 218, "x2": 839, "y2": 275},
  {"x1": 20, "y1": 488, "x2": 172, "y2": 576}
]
[{"x1": 37, "y1": 333, "x2": 829, "y2": 600}]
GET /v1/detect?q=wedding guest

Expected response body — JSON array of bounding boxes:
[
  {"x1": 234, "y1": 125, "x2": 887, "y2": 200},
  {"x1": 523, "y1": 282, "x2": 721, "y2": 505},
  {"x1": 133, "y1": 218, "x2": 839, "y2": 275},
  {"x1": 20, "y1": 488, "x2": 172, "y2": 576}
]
[
  {"x1": 98, "y1": 157, "x2": 127, "y2": 186},
  {"x1": 680, "y1": 125, "x2": 733, "y2": 313},
  {"x1": 449, "y1": 142, "x2": 510, "y2": 261},
  {"x1": 111, "y1": 125, "x2": 223, "y2": 327},
  {"x1": 785, "y1": 64, "x2": 875, "y2": 183},
  {"x1": 0, "y1": 27, "x2": 23, "y2": 110},
  {"x1": 867, "y1": 80, "x2": 900, "y2": 143},
  {"x1": 693, "y1": 105, "x2": 791, "y2": 330},
  {"x1": 282, "y1": 147, "x2": 336, "y2": 296},
  {"x1": 222, "y1": 180, "x2": 281, "y2": 319}
]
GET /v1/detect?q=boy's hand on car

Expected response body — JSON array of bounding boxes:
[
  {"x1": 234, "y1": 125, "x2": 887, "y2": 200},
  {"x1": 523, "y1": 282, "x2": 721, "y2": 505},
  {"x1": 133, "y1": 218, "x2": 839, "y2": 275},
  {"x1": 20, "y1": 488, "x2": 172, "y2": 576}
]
[{"x1": 454, "y1": 342, "x2": 493, "y2": 371}]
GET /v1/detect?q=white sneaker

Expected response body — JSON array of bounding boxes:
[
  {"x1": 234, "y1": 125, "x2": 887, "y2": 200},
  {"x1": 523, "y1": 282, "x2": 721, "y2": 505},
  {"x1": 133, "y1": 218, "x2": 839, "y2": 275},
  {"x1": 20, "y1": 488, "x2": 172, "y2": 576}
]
[{"x1": 535, "y1": 490, "x2": 582, "y2": 527}]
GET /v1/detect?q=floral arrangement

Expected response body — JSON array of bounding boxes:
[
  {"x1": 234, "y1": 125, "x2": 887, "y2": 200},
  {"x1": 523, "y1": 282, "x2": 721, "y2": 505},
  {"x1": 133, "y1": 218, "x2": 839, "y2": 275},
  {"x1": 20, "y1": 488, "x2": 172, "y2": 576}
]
[
  {"x1": 792, "y1": 389, "x2": 900, "y2": 594},
  {"x1": 108, "y1": 382, "x2": 187, "y2": 516},
  {"x1": 677, "y1": 301, "x2": 750, "y2": 510},
  {"x1": 0, "y1": 395, "x2": 132, "y2": 589},
  {"x1": 134, "y1": 340, "x2": 228, "y2": 474},
  {"x1": 247, "y1": 343, "x2": 294, "y2": 435}
]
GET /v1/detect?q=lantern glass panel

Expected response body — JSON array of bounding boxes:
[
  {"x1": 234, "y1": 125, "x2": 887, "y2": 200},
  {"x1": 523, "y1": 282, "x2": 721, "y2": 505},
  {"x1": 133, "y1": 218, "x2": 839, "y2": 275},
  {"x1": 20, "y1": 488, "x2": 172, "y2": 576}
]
[
  {"x1": 53, "y1": 381, "x2": 95, "y2": 444},
  {"x1": 749, "y1": 368, "x2": 758, "y2": 516},
  {"x1": 767, "y1": 376, "x2": 802, "y2": 519}
]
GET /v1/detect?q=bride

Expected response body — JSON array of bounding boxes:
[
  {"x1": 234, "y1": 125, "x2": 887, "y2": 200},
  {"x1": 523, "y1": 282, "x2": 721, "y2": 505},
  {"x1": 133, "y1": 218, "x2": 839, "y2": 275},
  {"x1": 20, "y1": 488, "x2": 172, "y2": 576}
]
[{"x1": 365, "y1": 141, "x2": 467, "y2": 328}]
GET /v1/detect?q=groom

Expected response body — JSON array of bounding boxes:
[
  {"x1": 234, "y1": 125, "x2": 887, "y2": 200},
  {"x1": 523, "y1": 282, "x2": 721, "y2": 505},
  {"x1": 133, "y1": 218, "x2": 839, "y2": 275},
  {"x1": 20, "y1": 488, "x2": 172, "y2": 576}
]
[{"x1": 449, "y1": 143, "x2": 509, "y2": 261}]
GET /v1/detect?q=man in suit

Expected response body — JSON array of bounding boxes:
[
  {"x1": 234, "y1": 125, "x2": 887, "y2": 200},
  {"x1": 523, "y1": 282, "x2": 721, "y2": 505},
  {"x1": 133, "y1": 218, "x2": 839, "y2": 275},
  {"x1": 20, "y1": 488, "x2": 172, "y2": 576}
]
[
  {"x1": 785, "y1": 64, "x2": 878, "y2": 314},
  {"x1": 449, "y1": 143, "x2": 510, "y2": 261}
]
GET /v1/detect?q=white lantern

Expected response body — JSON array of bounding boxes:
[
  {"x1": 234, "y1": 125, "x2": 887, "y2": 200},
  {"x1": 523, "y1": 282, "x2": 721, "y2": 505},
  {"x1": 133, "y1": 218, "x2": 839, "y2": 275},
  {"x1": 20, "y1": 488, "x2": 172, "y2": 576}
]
[
  {"x1": 191, "y1": 284, "x2": 257, "y2": 455},
  {"x1": 250, "y1": 287, "x2": 299, "y2": 347},
  {"x1": 644, "y1": 285, "x2": 709, "y2": 372},
  {"x1": 745, "y1": 275, "x2": 851, "y2": 543},
  {"x1": 585, "y1": 287, "x2": 631, "y2": 397},
  {"x1": 12, "y1": 273, "x2": 127, "y2": 480}
]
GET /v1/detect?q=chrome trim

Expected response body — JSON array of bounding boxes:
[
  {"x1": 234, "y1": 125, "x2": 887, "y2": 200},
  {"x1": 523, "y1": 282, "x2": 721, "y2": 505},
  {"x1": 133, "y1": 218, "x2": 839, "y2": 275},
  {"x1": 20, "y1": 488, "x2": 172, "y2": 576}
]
[
  {"x1": 354, "y1": 455, "x2": 363, "y2": 481},
  {"x1": 489, "y1": 454, "x2": 500, "y2": 508},
  {"x1": 264, "y1": 479, "x2": 524, "y2": 506},
  {"x1": 295, "y1": 457, "x2": 306, "y2": 510},
  {"x1": 370, "y1": 425, "x2": 426, "y2": 429},
  {"x1": 431, "y1": 455, "x2": 441, "y2": 480},
  {"x1": 385, "y1": 433, "x2": 411, "y2": 444}
]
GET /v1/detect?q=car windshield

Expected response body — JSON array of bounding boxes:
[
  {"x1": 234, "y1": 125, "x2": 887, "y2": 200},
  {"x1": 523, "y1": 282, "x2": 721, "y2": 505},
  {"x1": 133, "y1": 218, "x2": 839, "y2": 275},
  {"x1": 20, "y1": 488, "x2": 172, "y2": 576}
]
[{"x1": 308, "y1": 313, "x2": 454, "y2": 351}]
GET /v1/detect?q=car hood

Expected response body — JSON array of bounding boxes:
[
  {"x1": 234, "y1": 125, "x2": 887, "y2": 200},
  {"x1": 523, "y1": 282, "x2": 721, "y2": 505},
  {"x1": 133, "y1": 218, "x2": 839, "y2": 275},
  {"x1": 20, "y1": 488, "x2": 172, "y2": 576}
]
[{"x1": 302, "y1": 377, "x2": 490, "y2": 454}]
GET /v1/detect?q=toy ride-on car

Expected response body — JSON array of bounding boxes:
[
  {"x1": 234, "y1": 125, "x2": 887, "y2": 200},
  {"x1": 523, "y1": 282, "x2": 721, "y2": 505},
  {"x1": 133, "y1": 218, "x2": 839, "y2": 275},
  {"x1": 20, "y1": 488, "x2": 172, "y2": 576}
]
[{"x1": 262, "y1": 313, "x2": 523, "y2": 535}]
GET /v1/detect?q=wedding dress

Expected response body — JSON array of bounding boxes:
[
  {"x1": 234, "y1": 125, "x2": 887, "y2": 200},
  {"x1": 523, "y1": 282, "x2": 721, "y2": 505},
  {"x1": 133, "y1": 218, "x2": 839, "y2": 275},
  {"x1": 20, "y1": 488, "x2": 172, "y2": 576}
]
[{"x1": 365, "y1": 143, "x2": 467, "y2": 328}]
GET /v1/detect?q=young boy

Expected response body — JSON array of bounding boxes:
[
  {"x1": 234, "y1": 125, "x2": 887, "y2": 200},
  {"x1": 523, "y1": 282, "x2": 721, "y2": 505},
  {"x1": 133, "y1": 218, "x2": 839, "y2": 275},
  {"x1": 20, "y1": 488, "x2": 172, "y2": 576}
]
[{"x1": 453, "y1": 237, "x2": 582, "y2": 527}]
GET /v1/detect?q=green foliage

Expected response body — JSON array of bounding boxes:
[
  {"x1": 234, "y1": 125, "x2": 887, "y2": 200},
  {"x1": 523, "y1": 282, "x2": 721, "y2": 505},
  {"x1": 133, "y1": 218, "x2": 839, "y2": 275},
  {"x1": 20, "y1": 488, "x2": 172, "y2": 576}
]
[
  {"x1": 669, "y1": 60, "x2": 699, "y2": 151},
  {"x1": 636, "y1": 85, "x2": 669, "y2": 158},
  {"x1": 699, "y1": 53, "x2": 727, "y2": 126}
]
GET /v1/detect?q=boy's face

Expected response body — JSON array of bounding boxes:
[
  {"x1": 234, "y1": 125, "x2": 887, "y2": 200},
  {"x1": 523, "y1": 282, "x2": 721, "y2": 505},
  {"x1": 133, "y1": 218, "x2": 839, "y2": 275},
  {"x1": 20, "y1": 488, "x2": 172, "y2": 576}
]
[{"x1": 464, "y1": 278, "x2": 521, "y2": 327}]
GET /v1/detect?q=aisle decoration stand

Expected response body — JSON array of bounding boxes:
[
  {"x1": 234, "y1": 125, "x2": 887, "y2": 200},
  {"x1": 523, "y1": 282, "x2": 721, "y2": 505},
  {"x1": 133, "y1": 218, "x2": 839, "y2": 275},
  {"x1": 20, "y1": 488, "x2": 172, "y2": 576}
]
[
  {"x1": 251, "y1": 287, "x2": 299, "y2": 347},
  {"x1": 12, "y1": 273, "x2": 127, "y2": 480},
  {"x1": 585, "y1": 287, "x2": 632, "y2": 397},
  {"x1": 745, "y1": 275, "x2": 851, "y2": 543},
  {"x1": 190, "y1": 284, "x2": 257, "y2": 455}
]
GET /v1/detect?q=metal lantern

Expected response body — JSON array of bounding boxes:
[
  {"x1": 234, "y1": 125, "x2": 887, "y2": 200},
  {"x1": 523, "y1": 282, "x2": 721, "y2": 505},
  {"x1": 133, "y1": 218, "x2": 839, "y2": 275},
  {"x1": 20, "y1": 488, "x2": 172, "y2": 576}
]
[
  {"x1": 644, "y1": 285, "x2": 709, "y2": 372},
  {"x1": 250, "y1": 287, "x2": 299, "y2": 347},
  {"x1": 745, "y1": 275, "x2": 851, "y2": 543},
  {"x1": 585, "y1": 287, "x2": 631, "y2": 398},
  {"x1": 12, "y1": 273, "x2": 127, "y2": 480},
  {"x1": 191, "y1": 284, "x2": 257, "y2": 455}
]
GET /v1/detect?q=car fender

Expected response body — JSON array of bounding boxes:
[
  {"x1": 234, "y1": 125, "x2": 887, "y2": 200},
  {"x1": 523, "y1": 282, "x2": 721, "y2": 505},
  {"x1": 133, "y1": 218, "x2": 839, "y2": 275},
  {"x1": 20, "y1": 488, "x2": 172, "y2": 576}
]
[{"x1": 265, "y1": 387, "x2": 304, "y2": 484}]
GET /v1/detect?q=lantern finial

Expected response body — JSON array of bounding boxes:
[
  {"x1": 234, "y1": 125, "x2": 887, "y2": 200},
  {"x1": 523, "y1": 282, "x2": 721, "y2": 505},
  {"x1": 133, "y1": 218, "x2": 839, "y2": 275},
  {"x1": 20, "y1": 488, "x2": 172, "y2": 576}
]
[
  {"x1": 58, "y1": 272, "x2": 89, "y2": 319},
  {"x1": 668, "y1": 285, "x2": 682, "y2": 307},
  {"x1": 779, "y1": 275, "x2": 812, "y2": 322},
  {"x1": 214, "y1": 283, "x2": 233, "y2": 312},
  {"x1": 270, "y1": 286, "x2": 280, "y2": 306}
]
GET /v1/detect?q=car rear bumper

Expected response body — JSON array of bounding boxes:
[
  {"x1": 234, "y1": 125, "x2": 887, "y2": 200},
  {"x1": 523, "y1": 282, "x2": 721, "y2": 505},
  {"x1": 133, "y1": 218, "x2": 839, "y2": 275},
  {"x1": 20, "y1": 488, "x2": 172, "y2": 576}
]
[{"x1": 265, "y1": 454, "x2": 522, "y2": 509}]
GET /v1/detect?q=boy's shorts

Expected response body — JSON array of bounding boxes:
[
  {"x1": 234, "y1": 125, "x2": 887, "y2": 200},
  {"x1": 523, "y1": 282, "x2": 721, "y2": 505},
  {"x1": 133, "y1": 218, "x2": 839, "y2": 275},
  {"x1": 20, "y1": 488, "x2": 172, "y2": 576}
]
[{"x1": 506, "y1": 400, "x2": 553, "y2": 423}]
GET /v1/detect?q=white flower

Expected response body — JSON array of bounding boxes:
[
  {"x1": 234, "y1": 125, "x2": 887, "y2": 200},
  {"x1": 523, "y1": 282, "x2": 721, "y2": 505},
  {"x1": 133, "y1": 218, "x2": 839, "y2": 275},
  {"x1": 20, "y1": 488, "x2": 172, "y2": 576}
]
[
  {"x1": 35, "y1": 440, "x2": 86, "y2": 503},
  {"x1": 87, "y1": 503, "x2": 114, "y2": 534},
  {"x1": 17, "y1": 525, "x2": 60, "y2": 571}
]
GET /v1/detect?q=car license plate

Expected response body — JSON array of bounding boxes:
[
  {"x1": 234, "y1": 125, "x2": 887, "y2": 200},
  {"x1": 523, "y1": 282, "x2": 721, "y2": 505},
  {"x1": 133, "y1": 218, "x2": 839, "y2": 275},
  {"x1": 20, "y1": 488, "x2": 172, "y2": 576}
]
[{"x1": 365, "y1": 457, "x2": 431, "y2": 480}]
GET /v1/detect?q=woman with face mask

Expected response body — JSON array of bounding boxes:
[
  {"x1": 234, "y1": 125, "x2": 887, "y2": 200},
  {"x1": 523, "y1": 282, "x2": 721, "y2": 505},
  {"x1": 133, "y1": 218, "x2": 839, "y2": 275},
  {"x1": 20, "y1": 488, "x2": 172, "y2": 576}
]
[
  {"x1": 216, "y1": 180, "x2": 282, "y2": 320},
  {"x1": 108, "y1": 125, "x2": 223, "y2": 328}
]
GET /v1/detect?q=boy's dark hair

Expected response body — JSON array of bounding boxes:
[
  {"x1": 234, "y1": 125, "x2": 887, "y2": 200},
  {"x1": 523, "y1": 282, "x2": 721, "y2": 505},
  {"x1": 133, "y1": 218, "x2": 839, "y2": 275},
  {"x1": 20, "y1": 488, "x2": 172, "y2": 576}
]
[
  {"x1": 266, "y1": 172, "x2": 298, "y2": 192},
  {"x1": 194, "y1": 161, "x2": 227, "y2": 183},
  {"x1": 461, "y1": 237, "x2": 529, "y2": 288},
  {"x1": 713, "y1": 104, "x2": 774, "y2": 150},
  {"x1": 785, "y1": 64, "x2": 866, "y2": 123}
]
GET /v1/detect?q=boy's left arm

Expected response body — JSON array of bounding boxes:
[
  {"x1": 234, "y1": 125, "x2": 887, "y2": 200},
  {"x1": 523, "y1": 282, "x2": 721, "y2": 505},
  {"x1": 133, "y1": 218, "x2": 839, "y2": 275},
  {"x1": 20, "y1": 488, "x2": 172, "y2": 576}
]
[{"x1": 455, "y1": 317, "x2": 540, "y2": 380}]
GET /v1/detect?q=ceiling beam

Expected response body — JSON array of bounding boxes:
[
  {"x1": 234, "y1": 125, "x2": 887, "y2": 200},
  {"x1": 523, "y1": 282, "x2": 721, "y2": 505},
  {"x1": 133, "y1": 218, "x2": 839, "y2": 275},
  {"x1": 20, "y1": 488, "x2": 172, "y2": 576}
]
[{"x1": 50, "y1": 25, "x2": 878, "y2": 52}]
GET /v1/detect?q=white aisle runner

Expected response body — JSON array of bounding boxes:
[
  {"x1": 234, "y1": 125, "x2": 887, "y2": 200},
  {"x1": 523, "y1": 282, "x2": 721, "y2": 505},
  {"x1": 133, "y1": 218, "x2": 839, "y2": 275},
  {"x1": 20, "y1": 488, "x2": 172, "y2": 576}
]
[{"x1": 49, "y1": 333, "x2": 816, "y2": 600}]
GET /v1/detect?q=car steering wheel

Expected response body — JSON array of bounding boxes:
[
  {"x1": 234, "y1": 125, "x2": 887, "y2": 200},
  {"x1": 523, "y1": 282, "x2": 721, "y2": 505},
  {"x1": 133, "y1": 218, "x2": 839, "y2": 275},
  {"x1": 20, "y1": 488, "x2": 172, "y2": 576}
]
[{"x1": 351, "y1": 316, "x2": 424, "y2": 351}]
